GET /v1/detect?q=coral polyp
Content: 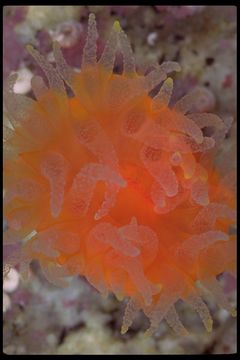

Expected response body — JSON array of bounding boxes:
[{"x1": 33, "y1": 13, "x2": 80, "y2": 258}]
[{"x1": 3, "y1": 13, "x2": 236, "y2": 336}]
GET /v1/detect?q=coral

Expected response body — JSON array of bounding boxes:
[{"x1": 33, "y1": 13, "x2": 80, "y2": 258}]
[
  {"x1": 50, "y1": 20, "x2": 84, "y2": 49},
  {"x1": 155, "y1": 6, "x2": 205, "y2": 20},
  {"x1": 3, "y1": 264, "x2": 236, "y2": 354},
  {"x1": 3, "y1": 6, "x2": 27, "y2": 80},
  {"x1": 25, "y1": 6, "x2": 82, "y2": 32},
  {"x1": 3, "y1": 13, "x2": 236, "y2": 338},
  {"x1": 57, "y1": 322, "x2": 158, "y2": 355},
  {"x1": 108, "y1": 6, "x2": 139, "y2": 16}
]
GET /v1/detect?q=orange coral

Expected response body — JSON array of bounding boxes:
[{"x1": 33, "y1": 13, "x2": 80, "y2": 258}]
[{"x1": 3, "y1": 14, "x2": 236, "y2": 335}]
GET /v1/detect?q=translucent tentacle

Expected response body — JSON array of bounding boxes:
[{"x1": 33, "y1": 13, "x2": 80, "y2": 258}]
[
  {"x1": 73, "y1": 119, "x2": 119, "y2": 169},
  {"x1": 4, "y1": 178, "x2": 42, "y2": 204},
  {"x1": 153, "y1": 77, "x2": 173, "y2": 109},
  {"x1": 165, "y1": 305, "x2": 189, "y2": 336},
  {"x1": 98, "y1": 20, "x2": 121, "y2": 73},
  {"x1": 192, "y1": 203, "x2": 236, "y2": 232},
  {"x1": 4, "y1": 74, "x2": 36, "y2": 129},
  {"x1": 143, "y1": 67, "x2": 166, "y2": 93},
  {"x1": 119, "y1": 222, "x2": 159, "y2": 267},
  {"x1": 32, "y1": 230, "x2": 59, "y2": 258},
  {"x1": 31, "y1": 75, "x2": 48, "y2": 99},
  {"x1": 174, "y1": 87, "x2": 207, "y2": 114},
  {"x1": 160, "y1": 61, "x2": 181, "y2": 74},
  {"x1": 94, "y1": 183, "x2": 120, "y2": 220},
  {"x1": 145, "y1": 61, "x2": 180, "y2": 93},
  {"x1": 3, "y1": 124, "x2": 15, "y2": 142},
  {"x1": 179, "y1": 152, "x2": 196, "y2": 179},
  {"x1": 36, "y1": 228, "x2": 81, "y2": 256},
  {"x1": 85, "y1": 260, "x2": 107, "y2": 295},
  {"x1": 153, "y1": 187, "x2": 188, "y2": 215},
  {"x1": 27, "y1": 45, "x2": 66, "y2": 95},
  {"x1": 184, "y1": 294, "x2": 213, "y2": 332},
  {"x1": 40, "y1": 260, "x2": 68, "y2": 287},
  {"x1": 119, "y1": 27, "x2": 136, "y2": 75},
  {"x1": 40, "y1": 152, "x2": 68, "y2": 218},
  {"x1": 121, "y1": 298, "x2": 140, "y2": 334},
  {"x1": 122, "y1": 258, "x2": 153, "y2": 306},
  {"x1": 201, "y1": 277, "x2": 236, "y2": 316},
  {"x1": 185, "y1": 136, "x2": 215, "y2": 153},
  {"x1": 91, "y1": 222, "x2": 140, "y2": 257},
  {"x1": 215, "y1": 171, "x2": 236, "y2": 204},
  {"x1": 158, "y1": 111, "x2": 204, "y2": 144},
  {"x1": 4, "y1": 74, "x2": 54, "y2": 146},
  {"x1": 191, "y1": 178, "x2": 209, "y2": 206},
  {"x1": 151, "y1": 181, "x2": 166, "y2": 211},
  {"x1": 69, "y1": 163, "x2": 125, "y2": 216},
  {"x1": 145, "y1": 294, "x2": 179, "y2": 336},
  {"x1": 53, "y1": 41, "x2": 75, "y2": 85},
  {"x1": 82, "y1": 13, "x2": 98, "y2": 69},
  {"x1": 140, "y1": 145, "x2": 179, "y2": 197},
  {"x1": 176, "y1": 231, "x2": 229, "y2": 263},
  {"x1": 188, "y1": 113, "x2": 226, "y2": 145}
]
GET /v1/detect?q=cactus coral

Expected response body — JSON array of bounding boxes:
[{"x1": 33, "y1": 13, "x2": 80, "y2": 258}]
[{"x1": 3, "y1": 13, "x2": 236, "y2": 336}]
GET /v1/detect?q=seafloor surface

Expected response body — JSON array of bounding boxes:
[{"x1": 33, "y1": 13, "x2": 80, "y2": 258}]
[{"x1": 3, "y1": 5, "x2": 236, "y2": 355}]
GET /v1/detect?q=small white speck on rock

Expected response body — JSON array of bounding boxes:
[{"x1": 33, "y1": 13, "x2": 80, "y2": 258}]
[
  {"x1": 147, "y1": 32, "x2": 158, "y2": 46},
  {"x1": 13, "y1": 67, "x2": 33, "y2": 94},
  {"x1": 217, "y1": 309, "x2": 230, "y2": 322}
]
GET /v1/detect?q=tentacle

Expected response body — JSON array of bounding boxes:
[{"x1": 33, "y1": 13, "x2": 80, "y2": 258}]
[
  {"x1": 39, "y1": 260, "x2": 69, "y2": 287},
  {"x1": 98, "y1": 20, "x2": 121, "y2": 73},
  {"x1": 192, "y1": 203, "x2": 236, "y2": 232},
  {"x1": 191, "y1": 178, "x2": 209, "y2": 206},
  {"x1": 165, "y1": 305, "x2": 189, "y2": 336},
  {"x1": 4, "y1": 74, "x2": 36, "y2": 129},
  {"x1": 73, "y1": 118, "x2": 119, "y2": 169},
  {"x1": 82, "y1": 13, "x2": 98, "y2": 69},
  {"x1": 188, "y1": 113, "x2": 227, "y2": 145},
  {"x1": 53, "y1": 41, "x2": 74, "y2": 85},
  {"x1": 121, "y1": 298, "x2": 140, "y2": 334},
  {"x1": 140, "y1": 145, "x2": 179, "y2": 197},
  {"x1": 27, "y1": 45, "x2": 66, "y2": 95},
  {"x1": 184, "y1": 293, "x2": 213, "y2": 332},
  {"x1": 69, "y1": 163, "x2": 125, "y2": 216},
  {"x1": 145, "y1": 293, "x2": 179, "y2": 336},
  {"x1": 40, "y1": 152, "x2": 68, "y2": 218},
  {"x1": 94, "y1": 183, "x2": 120, "y2": 220},
  {"x1": 89, "y1": 222, "x2": 140, "y2": 258},
  {"x1": 201, "y1": 277, "x2": 236, "y2": 316},
  {"x1": 152, "y1": 77, "x2": 173, "y2": 109},
  {"x1": 118, "y1": 26, "x2": 136, "y2": 75},
  {"x1": 174, "y1": 87, "x2": 207, "y2": 114},
  {"x1": 31, "y1": 75, "x2": 48, "y2": 99},
  {"x1": 176, "y1": 231, "x2": 229, "y2": 265}
]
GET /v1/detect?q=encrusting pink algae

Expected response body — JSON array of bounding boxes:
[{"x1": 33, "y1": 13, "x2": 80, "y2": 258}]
[{"x1": 3, "y1": 14, "x2": 236, "y2": 336}]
